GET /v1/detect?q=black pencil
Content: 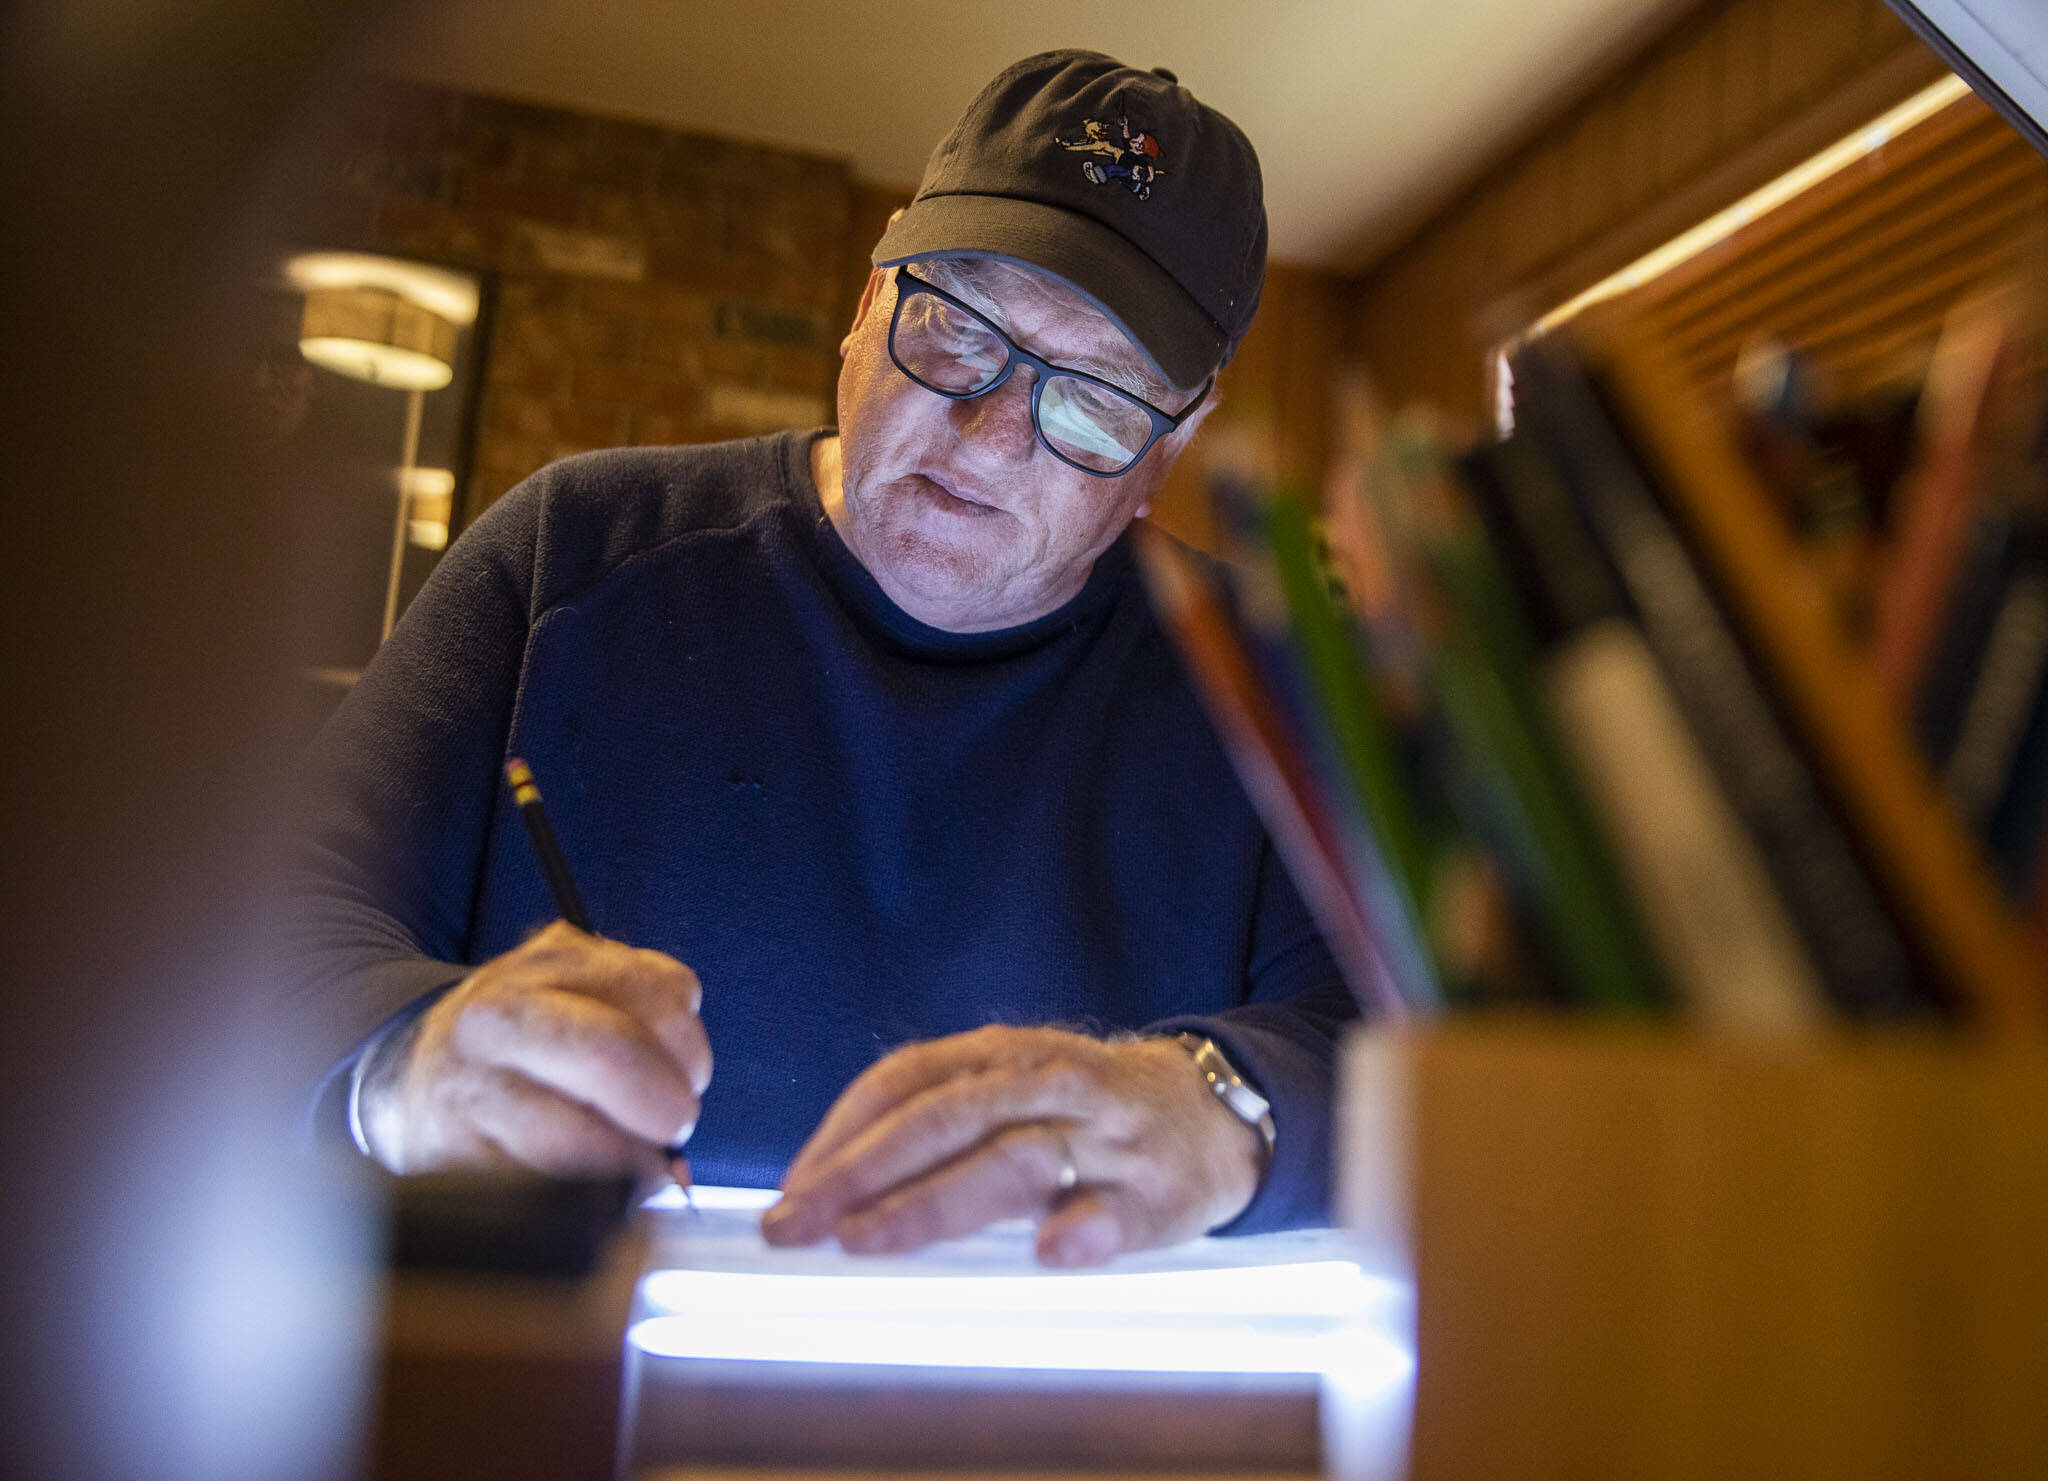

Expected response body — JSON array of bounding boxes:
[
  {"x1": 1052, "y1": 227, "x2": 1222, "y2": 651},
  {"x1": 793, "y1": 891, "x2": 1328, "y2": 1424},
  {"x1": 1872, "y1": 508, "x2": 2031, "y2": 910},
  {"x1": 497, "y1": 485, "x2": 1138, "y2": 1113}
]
[
  {"x1": 504, "y1": 757, "x2": 593, "y2": 933},
  {"x1": 503, "y1": 759, "x2": 692, "y2": 1168}
]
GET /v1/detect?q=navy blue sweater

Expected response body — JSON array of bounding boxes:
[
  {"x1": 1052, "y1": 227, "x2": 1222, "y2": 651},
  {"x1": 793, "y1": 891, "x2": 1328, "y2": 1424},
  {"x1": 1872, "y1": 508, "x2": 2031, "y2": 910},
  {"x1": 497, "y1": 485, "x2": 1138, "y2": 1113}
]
[{"x1": 290, "y1": 431, "x2": 1356, "y2": 1232}]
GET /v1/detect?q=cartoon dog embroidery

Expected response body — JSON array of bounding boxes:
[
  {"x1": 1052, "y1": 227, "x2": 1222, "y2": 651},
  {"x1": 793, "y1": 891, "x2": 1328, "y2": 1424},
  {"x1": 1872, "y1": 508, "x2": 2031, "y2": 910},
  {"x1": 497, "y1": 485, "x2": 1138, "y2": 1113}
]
[{"x1": 1054, "y1": 116, "x2": 1165, "y2": 201}]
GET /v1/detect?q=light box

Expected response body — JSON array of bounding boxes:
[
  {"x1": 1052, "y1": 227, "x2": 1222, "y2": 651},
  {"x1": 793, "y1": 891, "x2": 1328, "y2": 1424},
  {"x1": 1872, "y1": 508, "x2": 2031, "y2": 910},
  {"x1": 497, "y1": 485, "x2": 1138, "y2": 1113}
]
[{"x1": 620, "y1": 1186, "x2": 1413, "y2": 1476}]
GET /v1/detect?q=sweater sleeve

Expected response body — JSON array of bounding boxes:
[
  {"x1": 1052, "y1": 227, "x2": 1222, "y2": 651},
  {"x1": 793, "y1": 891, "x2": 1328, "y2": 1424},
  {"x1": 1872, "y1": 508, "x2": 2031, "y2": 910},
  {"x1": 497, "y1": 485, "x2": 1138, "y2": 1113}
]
[
  {"x1": 1144, "y1": 839, "x2": 1363, "y2": 1234},
  {"x1": 282, "y1": 476, "x2": 545, "y2": 1134}
]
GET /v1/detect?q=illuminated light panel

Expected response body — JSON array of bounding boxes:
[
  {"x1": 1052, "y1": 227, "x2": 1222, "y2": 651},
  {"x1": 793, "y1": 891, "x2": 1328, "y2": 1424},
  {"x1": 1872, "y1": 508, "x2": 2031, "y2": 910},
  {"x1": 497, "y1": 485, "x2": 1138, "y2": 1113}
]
[
  {"x1": 298, "y1": 336, "x2": 453, "y2": 392},
  {"x1": 399, "y1": 467, "x2": 456, "y2": 501},
  {"x1": 641, "y1": 1260, "x2": 1390, "y2": 1320},
  {"x1": 640, "y1": 1183, "x2": 780, "y2": 1212},
  {"x1": 406, "y1": 519, "x2": 449, "y2": 550},
  {"x1": 1528, "y1": 72, "x2": 1974, "y2": 340},
  {"x1": 285, "y1": 251, "x2": 480, "y2": 326},
  {"x1": 631, "y1": 1187, "x2": 1411, "y2": 1380},
  {"x1": 628, "y1": 1312, "x2": 1411, "y2": 1381}
]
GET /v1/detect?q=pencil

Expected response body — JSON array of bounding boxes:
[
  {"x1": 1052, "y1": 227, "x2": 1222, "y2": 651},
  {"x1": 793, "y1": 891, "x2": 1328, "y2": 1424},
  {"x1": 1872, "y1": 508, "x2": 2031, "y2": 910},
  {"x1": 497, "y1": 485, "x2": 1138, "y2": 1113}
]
[
  {"x1": 504, "y1": 758, "x2": 593, "y2": 932},
  {"x1": 502, "y1": 758, "x2": 694, "y2": 1170}
]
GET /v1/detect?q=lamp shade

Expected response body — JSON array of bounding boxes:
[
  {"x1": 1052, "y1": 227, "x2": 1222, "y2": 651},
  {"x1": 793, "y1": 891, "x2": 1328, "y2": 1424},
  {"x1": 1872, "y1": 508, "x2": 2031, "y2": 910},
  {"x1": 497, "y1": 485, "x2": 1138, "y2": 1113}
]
[{"x1": 298, "y1": 287, "x2": 456, "y2": 390}]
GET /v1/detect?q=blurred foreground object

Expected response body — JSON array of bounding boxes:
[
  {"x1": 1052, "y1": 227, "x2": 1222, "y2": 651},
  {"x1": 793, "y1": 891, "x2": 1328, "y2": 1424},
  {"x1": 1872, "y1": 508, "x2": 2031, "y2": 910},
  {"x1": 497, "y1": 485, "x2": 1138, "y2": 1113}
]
[
  {"x1": 1338, "y1": 1023, "x2": 2048, "y2": 1480},
  {"x1": 0, "y1": 5, "x2": 396, "y2": 1479},
  {"x1": 371, "y1": 1173, "x2": 644, "y2": 1481}
]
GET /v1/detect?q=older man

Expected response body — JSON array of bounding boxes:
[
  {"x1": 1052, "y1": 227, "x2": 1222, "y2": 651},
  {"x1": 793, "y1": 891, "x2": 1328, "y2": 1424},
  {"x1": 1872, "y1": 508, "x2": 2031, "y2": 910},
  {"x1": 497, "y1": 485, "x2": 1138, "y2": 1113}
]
[{"x1": 294, "y1": 50, "x2": 1357, "y2": 1266}]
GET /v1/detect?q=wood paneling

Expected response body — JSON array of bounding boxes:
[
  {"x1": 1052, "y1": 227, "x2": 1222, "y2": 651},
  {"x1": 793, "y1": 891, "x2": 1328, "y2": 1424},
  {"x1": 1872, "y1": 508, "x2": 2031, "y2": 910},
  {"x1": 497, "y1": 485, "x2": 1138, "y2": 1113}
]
[
  {"x1": 1629, "y1": 93, "x2": 2048, "y2": 403},
  {"x1": 1145, "y1": 263, "x2": 1353, "y2": 554},
  {"x1": 1354, "y1": 0, "x2": 1949, "y2": 424}
]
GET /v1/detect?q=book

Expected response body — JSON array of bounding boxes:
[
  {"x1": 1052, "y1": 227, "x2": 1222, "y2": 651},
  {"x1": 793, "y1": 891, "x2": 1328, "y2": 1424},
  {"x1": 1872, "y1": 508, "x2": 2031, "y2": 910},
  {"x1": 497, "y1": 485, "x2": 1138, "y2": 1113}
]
[
  {"x1": 1571, "y1": 304, "x2": 2048, "y2": 1030},
  {"x1": 1203, "y1": 471, "x2": 1444, "y2": 1012},
  {"x1": 1336, "y1": 419, "x2": 1667, "y2": 1014},
  {"x1": 1462, "y1": 436, "x2": 1825, "y2": 1033},
  {"x1": 1912, "y1": 511, "x2": 2034, "y2": 768},
  {"x1": 1987, "y1": 657, "x2": 2048, "y2": 898},
  {"x1": 1509, "y1": 343, "x2": 1927, "y2": 1020},
  {"x1": 1870, "y1": 293, "x2": 2023, "y2": 706},
  {"x1": 1940, "y1": 530, "x2": 2048, "y2": 834},
  {"x1": 1131, "y1": 521, "x2": 1419, "y2": 1020}
]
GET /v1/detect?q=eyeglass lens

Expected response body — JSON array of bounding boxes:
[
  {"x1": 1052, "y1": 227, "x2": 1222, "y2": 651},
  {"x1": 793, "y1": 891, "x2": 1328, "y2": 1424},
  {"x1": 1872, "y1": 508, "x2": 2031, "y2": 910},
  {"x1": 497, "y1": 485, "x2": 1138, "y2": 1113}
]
[{"x1": 892, "y1": 290, "x2": 1156, "y2": 473}]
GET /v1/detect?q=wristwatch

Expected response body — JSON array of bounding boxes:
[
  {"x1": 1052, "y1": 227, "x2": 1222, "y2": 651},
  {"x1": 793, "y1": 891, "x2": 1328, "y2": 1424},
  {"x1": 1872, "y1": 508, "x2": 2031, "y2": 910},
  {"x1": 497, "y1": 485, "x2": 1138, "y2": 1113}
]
[{"x1": 1172, "y1": 1032, "x2": 1276, "y2": 1162}]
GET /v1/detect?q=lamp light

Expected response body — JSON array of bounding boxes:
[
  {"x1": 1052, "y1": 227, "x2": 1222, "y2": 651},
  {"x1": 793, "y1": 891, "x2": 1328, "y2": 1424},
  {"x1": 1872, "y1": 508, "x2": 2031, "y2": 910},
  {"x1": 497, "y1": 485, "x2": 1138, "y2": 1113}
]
[
  {"x1": 299, "y1": 287, "x2": 456, "y2": 391},
  {"x1": 283, "y1": 250, "x2": 477, "y2": 641}
]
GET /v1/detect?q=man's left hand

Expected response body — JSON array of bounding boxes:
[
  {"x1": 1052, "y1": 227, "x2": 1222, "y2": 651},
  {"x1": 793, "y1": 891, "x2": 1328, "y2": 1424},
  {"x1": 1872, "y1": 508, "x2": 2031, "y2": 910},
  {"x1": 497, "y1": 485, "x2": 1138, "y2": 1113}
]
[{"x1": 760, "y1": 1025, "x2": 1265, "y2": 1266}]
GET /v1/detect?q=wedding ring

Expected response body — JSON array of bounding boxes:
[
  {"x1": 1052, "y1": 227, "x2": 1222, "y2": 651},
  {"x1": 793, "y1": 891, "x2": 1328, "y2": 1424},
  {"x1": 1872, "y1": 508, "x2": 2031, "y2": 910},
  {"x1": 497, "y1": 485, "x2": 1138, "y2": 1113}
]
[{"x1": 1049, "y1": 1126, "x2": 1079, "y2": 1192}]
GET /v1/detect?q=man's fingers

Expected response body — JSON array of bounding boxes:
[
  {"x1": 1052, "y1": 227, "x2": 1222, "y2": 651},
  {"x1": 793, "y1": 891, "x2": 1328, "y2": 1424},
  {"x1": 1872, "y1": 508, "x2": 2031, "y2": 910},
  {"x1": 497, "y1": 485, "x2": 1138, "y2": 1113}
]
[
  {"x1": 470, "y1": 1067, "x2": 669, "y2": 1180},
  {"x1": 778, "y1": 1061, "x2": 1115, "y2": 1223},
  {"x1": 459, "y1": 985, "x2": 700, "y2": 1147},
  {"x1": 782, "y1": 1025, "x2": 1051, "y2": 1187},
  {"x1": 818, "y1": 1121, "x2": 1079, "y2": 1256},
  {"x1": 1035, "y1": 1185, "x2": 1155, "y2": 1267},
  {"x1": 536, "y1": 935, "x2": 714, "y2": 1095}
]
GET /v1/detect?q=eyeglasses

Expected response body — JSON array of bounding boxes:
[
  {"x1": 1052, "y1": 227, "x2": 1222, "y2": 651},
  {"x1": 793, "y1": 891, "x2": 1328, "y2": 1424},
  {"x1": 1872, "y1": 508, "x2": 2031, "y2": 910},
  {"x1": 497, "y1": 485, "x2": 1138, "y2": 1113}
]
[{"x1": 887, "y1": 266, "x2": 1211, "y2": 478}]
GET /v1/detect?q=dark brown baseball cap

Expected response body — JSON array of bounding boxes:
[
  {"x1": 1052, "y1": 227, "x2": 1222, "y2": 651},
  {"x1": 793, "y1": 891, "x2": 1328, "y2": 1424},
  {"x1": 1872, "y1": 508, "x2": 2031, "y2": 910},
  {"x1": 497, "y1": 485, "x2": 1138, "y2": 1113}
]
[{"x1": 872, "y1": 50, "x2": 1267, "y2": 391}]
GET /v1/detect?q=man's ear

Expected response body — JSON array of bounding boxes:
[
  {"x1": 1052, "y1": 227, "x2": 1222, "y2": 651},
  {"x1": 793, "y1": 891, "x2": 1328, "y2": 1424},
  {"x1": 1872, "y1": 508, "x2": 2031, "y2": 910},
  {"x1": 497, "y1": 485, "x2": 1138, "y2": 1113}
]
[
  {"x1": 841, "y1": 208, "x2": 908, "y2": 358},
  {"x1": 841, "y1": 265, "x2": 887, "y2": 358},
  {"x1": 1160, "y1": 388, "x2": 1219, "y2": 456}
]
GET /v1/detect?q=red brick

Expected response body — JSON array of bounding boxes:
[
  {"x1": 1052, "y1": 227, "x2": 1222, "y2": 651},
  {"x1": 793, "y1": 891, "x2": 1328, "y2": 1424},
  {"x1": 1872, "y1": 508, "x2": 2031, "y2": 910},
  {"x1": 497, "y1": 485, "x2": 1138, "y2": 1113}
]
[
  {"x1": 630, "y1": 407, "x2": 706, "y2": 446},
  {"x1": 553, "y1": 399, "x2": 629, "y2": 445},
  {"x1": 474, "y1": 432, "x2": 554, "y2": 482},
  {"x1": 486, "y1": 349, "x2": 566, "y2": 397},
  {"x1": 647, "y1": 243, "x2": 783, "y2": 298},
  {"x1": 580, "y1": 278, "x2": 717, "y2": 331},
  {"x1": 495, "y1": 272, "x2": 576, "y2": 312},
  {"x1": 457, "y1": 172, "x2": 587, "y2": 228},
  {"x1": 497, "y1": 305, "x2": 585, "y2": 362},
  {"x1": 482, "y1": 386, "x2": 556, "y2": 438},
  {"x1": 640, "y1": 324, "x2": 704, "y2": 374},
  {"x1": 571, "y1": 362, "x2": 671, "y2": 406}
]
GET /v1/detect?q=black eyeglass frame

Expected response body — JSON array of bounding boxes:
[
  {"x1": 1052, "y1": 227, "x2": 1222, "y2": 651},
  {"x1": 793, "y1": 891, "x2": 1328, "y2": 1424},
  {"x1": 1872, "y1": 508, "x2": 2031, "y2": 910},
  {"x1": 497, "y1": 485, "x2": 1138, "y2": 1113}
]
[{"x1": 886, "y1": 265, "x2": 1212, "y2": 478}]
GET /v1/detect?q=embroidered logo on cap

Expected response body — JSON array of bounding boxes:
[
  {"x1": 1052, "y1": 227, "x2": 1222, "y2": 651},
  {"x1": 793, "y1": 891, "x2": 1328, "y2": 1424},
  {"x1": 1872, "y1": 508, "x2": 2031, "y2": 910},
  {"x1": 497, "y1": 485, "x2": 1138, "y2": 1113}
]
[{"x1": 1054, "y1": 116, "x2": 1165, "y2": 201}]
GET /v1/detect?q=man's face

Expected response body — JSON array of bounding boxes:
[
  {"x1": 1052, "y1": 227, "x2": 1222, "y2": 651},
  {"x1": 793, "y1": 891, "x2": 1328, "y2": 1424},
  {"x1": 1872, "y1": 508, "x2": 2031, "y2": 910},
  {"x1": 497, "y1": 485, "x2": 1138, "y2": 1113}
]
[{"x1": 830, "y1": 258, "x2": 1208, "y2": 633}]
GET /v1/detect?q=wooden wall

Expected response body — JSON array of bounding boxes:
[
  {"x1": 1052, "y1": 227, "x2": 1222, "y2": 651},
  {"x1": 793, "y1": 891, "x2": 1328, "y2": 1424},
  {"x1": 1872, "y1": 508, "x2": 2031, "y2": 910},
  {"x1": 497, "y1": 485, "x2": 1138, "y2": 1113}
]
[
  {"x1": 1145, "y1": 263, "x2": 1351, "y2": 553},
  {"x1": 1354, "y1": 0, "x2": 1950, "y2": 427}
]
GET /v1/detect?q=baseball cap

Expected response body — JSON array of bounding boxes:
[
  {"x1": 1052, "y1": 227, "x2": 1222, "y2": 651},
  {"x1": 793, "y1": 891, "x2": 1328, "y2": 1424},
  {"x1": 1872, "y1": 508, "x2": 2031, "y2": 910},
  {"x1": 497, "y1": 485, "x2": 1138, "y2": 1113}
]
[{"x1": 872, "y1": 50, "x2": 1268, "y2": 391}]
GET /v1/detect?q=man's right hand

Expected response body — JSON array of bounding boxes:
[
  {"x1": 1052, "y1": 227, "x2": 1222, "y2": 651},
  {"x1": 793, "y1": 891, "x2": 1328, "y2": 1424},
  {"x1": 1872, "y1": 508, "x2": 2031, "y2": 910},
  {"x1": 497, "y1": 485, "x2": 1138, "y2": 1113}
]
[{"x1": 356, "y1": 920, "x2": 712, "y2": 1179}]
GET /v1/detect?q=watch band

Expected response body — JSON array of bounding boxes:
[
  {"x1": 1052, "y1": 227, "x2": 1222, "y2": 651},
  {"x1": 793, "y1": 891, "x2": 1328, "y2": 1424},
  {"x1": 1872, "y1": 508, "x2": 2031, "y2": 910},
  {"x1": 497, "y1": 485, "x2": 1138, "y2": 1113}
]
[{"x1": 1172, "y1": 1032, "x2": 1276, "y2": 1159}]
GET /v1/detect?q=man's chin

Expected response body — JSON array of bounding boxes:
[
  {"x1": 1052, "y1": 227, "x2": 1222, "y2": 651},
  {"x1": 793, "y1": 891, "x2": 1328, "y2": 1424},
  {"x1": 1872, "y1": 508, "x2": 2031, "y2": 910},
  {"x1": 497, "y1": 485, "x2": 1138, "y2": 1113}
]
[{"x1": 872, "y1": 526, "x2": 1008, "y2": 607}]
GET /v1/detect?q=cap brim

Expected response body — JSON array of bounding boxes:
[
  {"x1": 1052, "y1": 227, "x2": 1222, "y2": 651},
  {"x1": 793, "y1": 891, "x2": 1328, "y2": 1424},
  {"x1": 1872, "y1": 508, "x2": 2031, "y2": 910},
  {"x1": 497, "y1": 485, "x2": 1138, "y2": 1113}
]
[{"x1": 872, "y1": 193, "x2": 1224, "y2": 391}]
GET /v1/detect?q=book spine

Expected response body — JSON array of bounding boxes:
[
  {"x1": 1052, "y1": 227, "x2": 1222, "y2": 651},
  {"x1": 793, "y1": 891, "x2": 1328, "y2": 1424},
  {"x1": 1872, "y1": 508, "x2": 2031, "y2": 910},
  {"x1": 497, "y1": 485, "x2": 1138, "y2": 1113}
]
[
  {"x1": 1513, "y1": 342, "x2": 1927, "y2": 1018},
  {"x1": 1464, "y1": 439, "x2": 1826, "y2": 1030},
  {"x1": 1545, "y1": 620, "x2": 1825, "y2": 1033},
  {"x1": 1987, "y1": 667, "x2": 2048, "y2": 897},
  {"x1": 1911, "y1": 515, "x2": 2022, "y2": 767},
  {"x1": 1571, "y1": 307, "x2": 2046, "y2": 1028},
  {"x1": 1421, "y1": 527, "x2": 1668, "y2": 1014},
  {"x1": 1942, "y1": 548, "x2": 2048, "y2": 830}
]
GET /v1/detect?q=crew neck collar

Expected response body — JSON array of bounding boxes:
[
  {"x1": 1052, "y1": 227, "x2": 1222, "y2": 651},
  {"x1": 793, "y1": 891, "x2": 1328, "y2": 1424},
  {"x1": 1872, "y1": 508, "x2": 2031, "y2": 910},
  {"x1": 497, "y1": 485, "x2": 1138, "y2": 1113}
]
[{"x1": 779, "y1": 430, "x2": 1135, "y2": 662}]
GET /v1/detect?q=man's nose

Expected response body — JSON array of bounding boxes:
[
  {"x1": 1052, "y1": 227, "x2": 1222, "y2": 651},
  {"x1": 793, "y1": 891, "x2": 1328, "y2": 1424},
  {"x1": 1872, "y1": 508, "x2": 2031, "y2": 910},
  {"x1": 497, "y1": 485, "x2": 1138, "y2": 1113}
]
[{"x1": 950, "y1": 365, "x2": 1039, "y2": 461}]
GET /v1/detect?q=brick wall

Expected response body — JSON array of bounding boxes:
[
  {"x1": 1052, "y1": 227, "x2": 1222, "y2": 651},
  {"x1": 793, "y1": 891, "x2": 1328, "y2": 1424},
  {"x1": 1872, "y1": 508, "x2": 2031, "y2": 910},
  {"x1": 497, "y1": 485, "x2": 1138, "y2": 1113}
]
[{"x1": 283, "y1": 80, "x2": 894, "y2": 522}]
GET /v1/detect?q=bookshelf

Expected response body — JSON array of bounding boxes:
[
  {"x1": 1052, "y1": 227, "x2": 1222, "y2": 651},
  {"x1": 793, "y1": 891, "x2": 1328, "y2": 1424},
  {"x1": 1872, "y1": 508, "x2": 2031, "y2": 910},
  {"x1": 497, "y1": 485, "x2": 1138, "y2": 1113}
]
[{"x1": 1142, "y1": 197, "x2": 2048, "y2": 1475}]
